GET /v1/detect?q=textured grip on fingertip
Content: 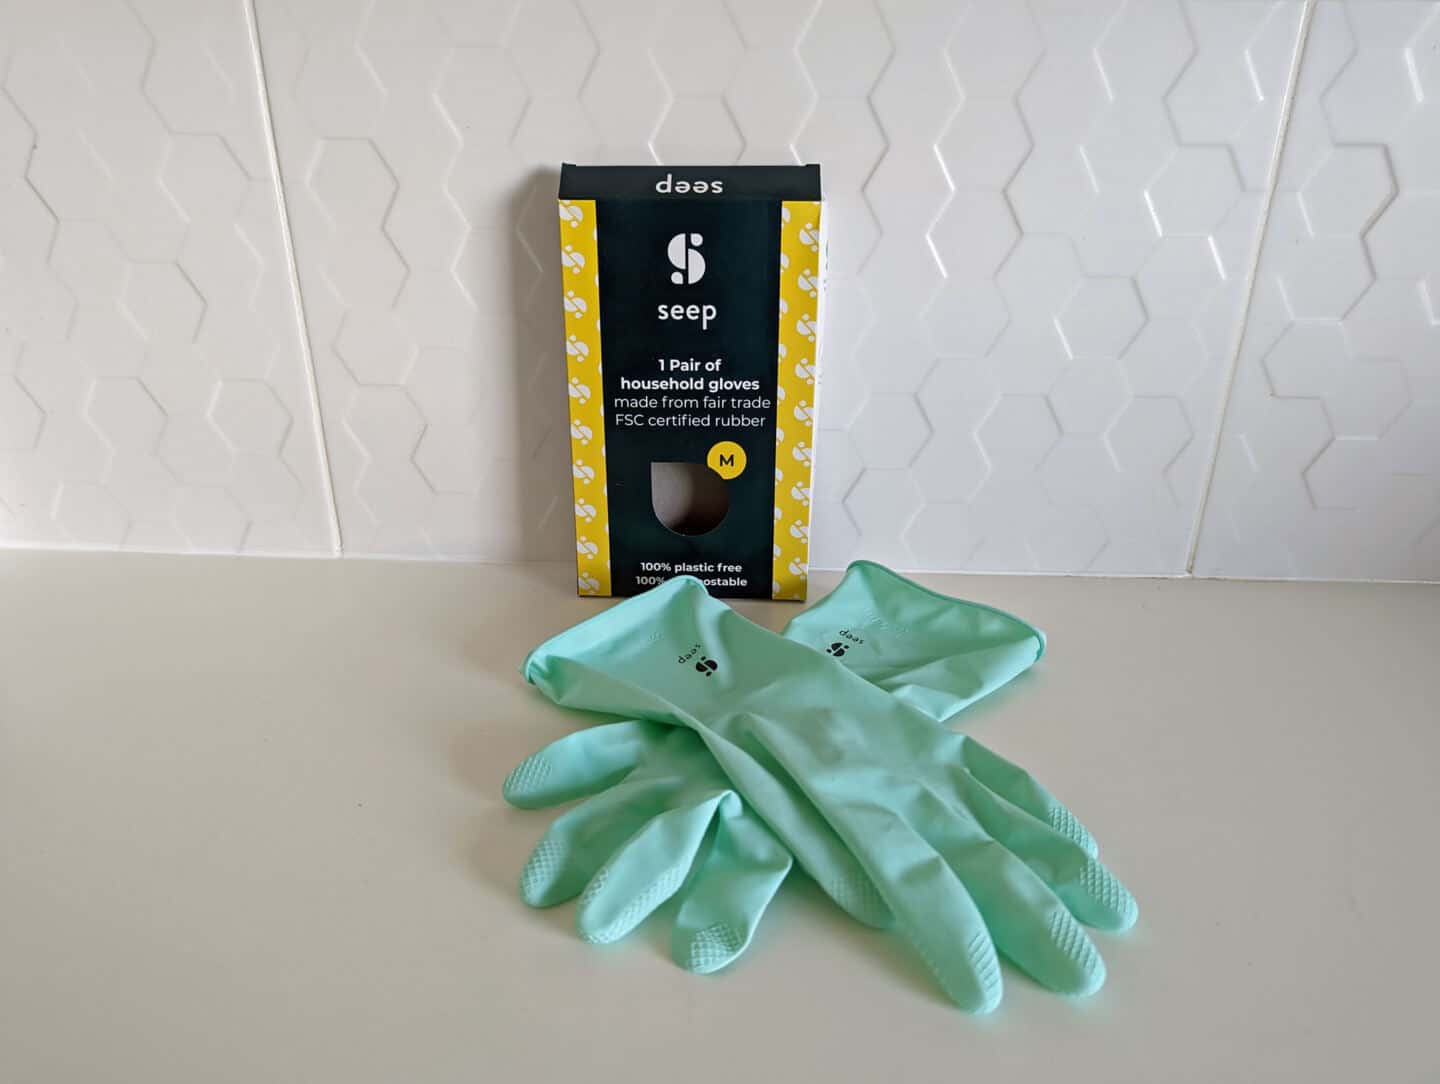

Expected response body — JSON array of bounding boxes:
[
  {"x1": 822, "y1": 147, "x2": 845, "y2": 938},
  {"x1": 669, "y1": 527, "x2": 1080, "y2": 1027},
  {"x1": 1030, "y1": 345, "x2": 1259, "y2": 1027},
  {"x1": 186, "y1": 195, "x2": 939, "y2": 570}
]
[
  {"x1": 914, "y1": 927, "x2": 1002, "y2": 1014},
  {"x1": 827, "y1": 872, "x2": 892, "y2": 929},
  {"x1": 1050, "y1": 910, "x2": 1106, "y2": 996},
  {"x1": 520, "y1": 838, "x2": 566, "y2": 906},
  {"x1": 578, "y1": 863, "x2": 687, "y2": 944},
  {"x1": 503, "y1": 755, "x2": 551, "y2": 803},
  {"x1": 1081, "y1": 860, "x2": 1139, "y2": 930},
  {"x1": 1048, "y1": 806, "x2": 1099, "y2": 858},
  {"x1": 966, "y1": 929, "x2": 1003, "y2": 1009},
  {"x1": 683, "y1": 923, "x2": 745, "y2": 973}
]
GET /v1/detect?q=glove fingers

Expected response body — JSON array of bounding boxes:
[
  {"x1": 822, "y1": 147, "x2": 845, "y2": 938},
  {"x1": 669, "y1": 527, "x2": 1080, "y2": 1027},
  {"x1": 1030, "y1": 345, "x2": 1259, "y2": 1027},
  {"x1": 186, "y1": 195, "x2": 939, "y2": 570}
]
[
  {"x1": 671, "y1": 806, "x2": 793, "y2": 974},
  {"x1": 955, "y1": 738, "x2": 1100, "y2": 858},
  {"x1": 834, "y1": 802, "x2": 1004, "y2": 1013},
  {"x1": 915, "y1": 789, "x2": 1107, "y2": 998},
  {"x1": 742, "y1": 727, "x2": 893, "y2": 930},
  {"x1": 519, "y1": 774, "x2": 686, "y2": 908},
  {"x1": 1060, "y1": 857, "x2": 1136, "y2": 933},
  {"x1": 738, "y1": 730, "x2": 1003, "y2": 1010},
  {"x1": 504, "y1": 719, "x2": 670, "y2": 810},
  {"x1": 575, "y1": 794, "x2": 727, "y2": 945},
  {"x1": 954, "y1": 774, "x2": 1138, "y2": 932}
]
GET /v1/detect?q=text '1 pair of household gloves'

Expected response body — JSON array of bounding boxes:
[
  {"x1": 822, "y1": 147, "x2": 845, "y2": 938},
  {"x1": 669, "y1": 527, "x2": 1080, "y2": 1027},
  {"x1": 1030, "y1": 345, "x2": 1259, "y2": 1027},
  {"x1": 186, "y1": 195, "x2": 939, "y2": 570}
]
[{"x1": 503, "y1": 561, "x2": 1136, "y2": 1013}]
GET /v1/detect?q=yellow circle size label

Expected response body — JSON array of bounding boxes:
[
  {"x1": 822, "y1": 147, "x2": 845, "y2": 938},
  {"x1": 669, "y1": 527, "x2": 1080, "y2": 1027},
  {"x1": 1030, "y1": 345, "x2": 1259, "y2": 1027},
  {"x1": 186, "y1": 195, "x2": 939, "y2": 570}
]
[{"x1": 706, "y1": 440, "x2": 747, "y2": 480}]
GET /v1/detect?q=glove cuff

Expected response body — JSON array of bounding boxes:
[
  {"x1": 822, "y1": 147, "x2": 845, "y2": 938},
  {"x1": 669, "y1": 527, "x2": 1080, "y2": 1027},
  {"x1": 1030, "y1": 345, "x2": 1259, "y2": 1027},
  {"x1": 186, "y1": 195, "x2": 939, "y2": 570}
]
[{"x1": 782, "y1": 561, "x2": 1044, "y2": 722}]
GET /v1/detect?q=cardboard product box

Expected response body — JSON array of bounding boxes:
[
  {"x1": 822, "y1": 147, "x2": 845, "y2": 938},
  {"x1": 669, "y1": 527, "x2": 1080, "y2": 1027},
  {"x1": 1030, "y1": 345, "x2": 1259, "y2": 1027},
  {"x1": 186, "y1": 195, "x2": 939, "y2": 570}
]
[{"x1": 557, "y1": 164, "x2": 825, "y2": 600}]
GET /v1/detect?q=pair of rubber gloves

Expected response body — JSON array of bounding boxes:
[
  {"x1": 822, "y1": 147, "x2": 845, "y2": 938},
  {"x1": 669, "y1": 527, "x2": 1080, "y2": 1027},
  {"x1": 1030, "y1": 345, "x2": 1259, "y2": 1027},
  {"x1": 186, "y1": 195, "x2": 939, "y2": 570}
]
[{"x1": 504, "y1": 561, "x2": 1136, "y2": 1012}]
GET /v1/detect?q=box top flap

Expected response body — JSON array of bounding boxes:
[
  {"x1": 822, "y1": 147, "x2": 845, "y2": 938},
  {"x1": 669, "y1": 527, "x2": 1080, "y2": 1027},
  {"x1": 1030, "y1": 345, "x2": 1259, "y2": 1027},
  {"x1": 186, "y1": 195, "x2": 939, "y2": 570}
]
[{"x1": 559, "y1": 164, "x2": 821, "y2": 201}]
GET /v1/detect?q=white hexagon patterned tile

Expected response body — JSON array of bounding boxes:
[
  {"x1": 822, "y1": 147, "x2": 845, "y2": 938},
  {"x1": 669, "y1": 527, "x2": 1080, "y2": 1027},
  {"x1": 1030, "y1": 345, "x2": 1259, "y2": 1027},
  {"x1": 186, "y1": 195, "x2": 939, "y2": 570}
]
[
  {"x1": 0, "y1": 0, "x2": 334, "y2": 554},
  {"x1": 1193, "y1": 1, "x2": 1440, "y2": 581},
  {"x1": 251, "y1": 0, "x2": 1313, "y2": 574},
  {"x1": 886, "y1": 0, "x2": 1305, "y2": 573},
  {"x1": 254, "y1": 0, "x2": 579, "y2": 558}
]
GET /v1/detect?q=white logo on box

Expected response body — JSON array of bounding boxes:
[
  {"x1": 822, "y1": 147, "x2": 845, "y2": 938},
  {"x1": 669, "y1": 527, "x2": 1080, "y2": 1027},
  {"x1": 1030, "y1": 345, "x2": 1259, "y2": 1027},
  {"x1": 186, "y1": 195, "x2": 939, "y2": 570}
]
[{"x1": 667, "y1": 233, "x2": 706, "y2": 285}]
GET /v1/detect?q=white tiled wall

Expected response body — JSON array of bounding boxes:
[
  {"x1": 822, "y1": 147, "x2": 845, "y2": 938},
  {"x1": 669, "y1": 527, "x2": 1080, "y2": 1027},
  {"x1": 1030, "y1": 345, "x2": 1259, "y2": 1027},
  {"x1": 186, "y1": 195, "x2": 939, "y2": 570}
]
[
  {"x1": 0, "y1": 0, "x2": 336, "y2": 553},
  {"x1": 1193, "y1": 0, "x2": 1440, "y2": 579},
  {"x1": 1, "y1": 0, "x2": 1436, "y2": 581}
]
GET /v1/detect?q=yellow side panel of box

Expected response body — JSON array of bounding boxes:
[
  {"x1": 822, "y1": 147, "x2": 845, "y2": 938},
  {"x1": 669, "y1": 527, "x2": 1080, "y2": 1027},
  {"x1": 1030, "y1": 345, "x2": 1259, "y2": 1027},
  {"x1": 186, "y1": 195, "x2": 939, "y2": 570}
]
[
  {"x1": 772, "y1": 200, "x2": 822, "y2": 601},
  {"x1": 558, "y1": 199, "x2": 611, "y2": 596}
]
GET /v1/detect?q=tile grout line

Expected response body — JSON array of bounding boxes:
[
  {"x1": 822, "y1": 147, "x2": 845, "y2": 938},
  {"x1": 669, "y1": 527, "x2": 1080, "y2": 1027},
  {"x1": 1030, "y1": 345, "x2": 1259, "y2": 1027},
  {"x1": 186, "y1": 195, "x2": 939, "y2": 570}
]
[
  {"x1": 242, "y1": 0, "x2": 344, "y2": 557},
  {"x1": 1183, "y1": 0, "x2": 1318, "y2": 574}
]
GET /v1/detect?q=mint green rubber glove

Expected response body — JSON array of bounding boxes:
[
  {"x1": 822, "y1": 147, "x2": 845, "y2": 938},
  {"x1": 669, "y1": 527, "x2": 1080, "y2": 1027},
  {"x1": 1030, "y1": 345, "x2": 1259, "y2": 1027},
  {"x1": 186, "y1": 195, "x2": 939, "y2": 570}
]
[
  {"x1": 506, "y1": 720, "x2": 796, "y2": 973},
  {"x1": 522, "y1": 571, "x2": 1136, "y2": 1012},
  {"x1": 507, "y1": 563, "x2": 1082, "y2": 977}
]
